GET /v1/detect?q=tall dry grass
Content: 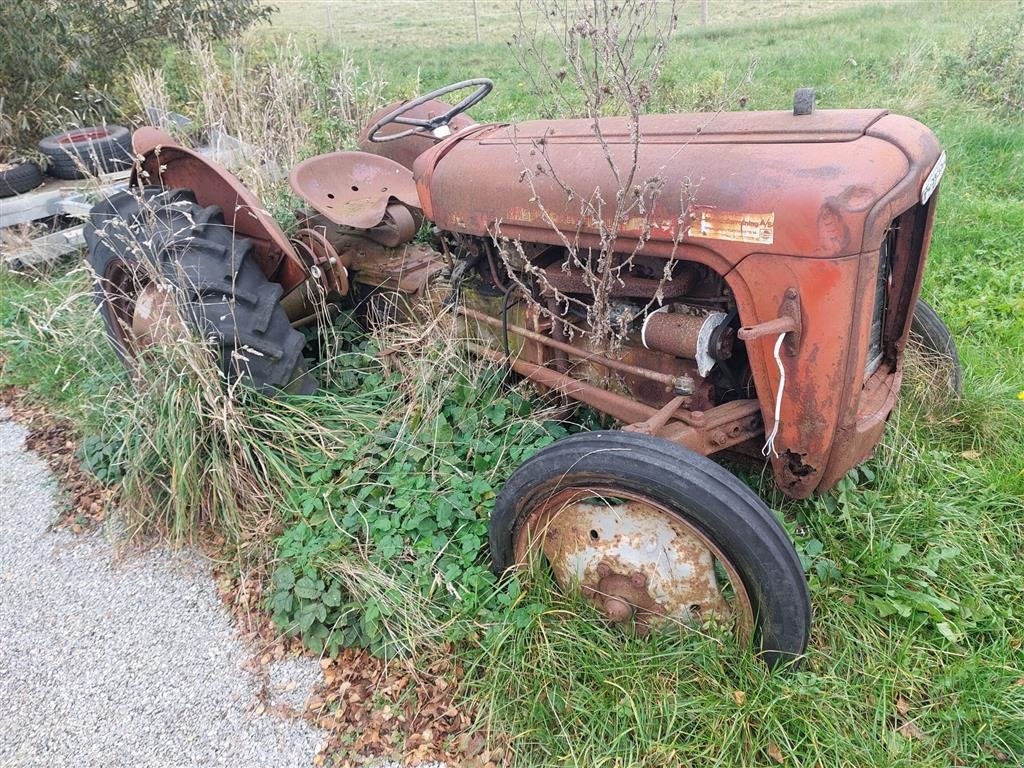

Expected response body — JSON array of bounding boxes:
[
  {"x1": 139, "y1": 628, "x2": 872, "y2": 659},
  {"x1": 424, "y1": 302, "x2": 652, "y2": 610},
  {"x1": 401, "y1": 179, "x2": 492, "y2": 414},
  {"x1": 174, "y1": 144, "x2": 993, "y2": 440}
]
[{"x1": 128, "y1": 36, "x2": 386, "y2": 205}]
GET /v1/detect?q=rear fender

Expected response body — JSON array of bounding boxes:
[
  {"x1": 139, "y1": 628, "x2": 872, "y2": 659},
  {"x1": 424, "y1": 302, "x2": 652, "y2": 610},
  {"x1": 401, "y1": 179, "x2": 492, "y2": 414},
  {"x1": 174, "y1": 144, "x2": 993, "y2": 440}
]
[{"x1": 130, "y1": 127, "x2": 308, "y2": 293}]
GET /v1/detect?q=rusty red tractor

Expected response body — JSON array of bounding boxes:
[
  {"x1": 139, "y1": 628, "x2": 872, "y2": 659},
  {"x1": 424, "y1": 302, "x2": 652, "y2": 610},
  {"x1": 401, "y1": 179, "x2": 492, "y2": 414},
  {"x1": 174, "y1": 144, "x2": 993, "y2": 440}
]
[{"x1": 84, "y1": 81, "x2": 957, "y2": 666}]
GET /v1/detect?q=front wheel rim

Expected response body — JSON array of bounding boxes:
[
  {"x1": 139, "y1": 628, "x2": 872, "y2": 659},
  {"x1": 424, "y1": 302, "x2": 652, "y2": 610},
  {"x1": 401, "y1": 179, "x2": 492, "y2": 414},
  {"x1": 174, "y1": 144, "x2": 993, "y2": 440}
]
[{"x1": 513, "y1": 485, "x2": 755, "y2": 644}]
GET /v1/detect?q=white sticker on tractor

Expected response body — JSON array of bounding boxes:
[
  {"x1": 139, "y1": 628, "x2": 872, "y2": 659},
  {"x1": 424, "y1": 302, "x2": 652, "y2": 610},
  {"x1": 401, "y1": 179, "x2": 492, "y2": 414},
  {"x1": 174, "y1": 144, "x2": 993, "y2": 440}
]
[
  {"x1": 921, "y1": 150, "x2": 946, "y2": 204},
  {"x1": 686, "y1": 207, "x2": 775, "y2": 245}
]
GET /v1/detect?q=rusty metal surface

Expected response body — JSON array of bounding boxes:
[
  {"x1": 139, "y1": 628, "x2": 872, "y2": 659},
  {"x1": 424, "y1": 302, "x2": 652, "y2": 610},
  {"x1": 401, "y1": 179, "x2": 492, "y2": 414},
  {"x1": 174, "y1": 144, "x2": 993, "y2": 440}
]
[
  {"x1": 590, "y1": 344, "x2": 716, "y2": 413},
  {"x1": 130, "y1": 282, "x2": 183, "y2": 346},
  {"x1": 540, "y1": 261, "x2": 696, "y2": 299},
  {"x1": 484, "y1": 109, "x2": 888, "y2": 145},
  {"x1": 461, "y1": 299, "x2": 720, "y2": 414},
  {"x1": 641, "y1": 312, "x2": 706, "y2": 360},
  {"x1": 622, "y1": 395, "x2": 687, "y2": 437},
  {"x1": 357, "y1": 98, "x2": 478, "y2": 170},
  {"x1": 459, "y1": 305, "x2": 686, "y2": 390},
  {"x1": 130, "y1": 128, "x2": 308, "y2": 293},
  {"x1": 290, "y1": 227, "x2": 349, "y2": 297},
  {"x1": 288, "y1": 151, "x2": 419, "y2": 230},
  {"x1": 369, "y1": 204, "x2": 419, "y2": 247},
  {"x1": 468, "y1": 342, "x2": 658, "y2": 425},
  {"x1": 729, "y1": 251, "x2": 862, "y2": 496},
  {"x1": 737, "y1": 288, "x2": 801, "y2": 356},
  {"x1": 817, "y1": 363, "x2": 901, "y2": 490},
  {"x1": 468, "y1": 339, "x2": 762, "y2": 456},
  {"x1": 414, "y1": 110, "x2": 925, "y2": 265},
  {"x1": 351, "y1": 242, "x2": 444, "y2": 295},
  {"x1": 657, "y1": 399, "x2": 764, "y2": 455},
  {"x1": 513, "y1": 488, "x2": 751, "y2": 638},
  {"x1": 414, "y1": 109, "x2": 941, "y2": 498}
]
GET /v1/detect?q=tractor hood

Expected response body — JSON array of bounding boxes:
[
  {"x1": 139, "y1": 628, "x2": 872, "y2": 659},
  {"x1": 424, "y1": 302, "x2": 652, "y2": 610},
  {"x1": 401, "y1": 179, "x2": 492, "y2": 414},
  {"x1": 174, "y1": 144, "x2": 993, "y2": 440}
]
[{"x1": 413, "y1": 109, "x2": 943, "y2": 265}]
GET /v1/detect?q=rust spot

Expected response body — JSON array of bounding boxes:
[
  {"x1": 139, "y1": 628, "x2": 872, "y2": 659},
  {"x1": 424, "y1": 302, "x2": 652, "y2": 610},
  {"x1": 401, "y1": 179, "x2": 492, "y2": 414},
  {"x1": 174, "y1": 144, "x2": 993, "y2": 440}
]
[
  {"x1": 840, "y1": 185, "x2": 877, "y2": 211},
  {"x1": 816, "y1": 204, "x2": 849, "y2": 256},
  {"x1": 782, "y1": 449, "x2": 816, "y2": 478}
]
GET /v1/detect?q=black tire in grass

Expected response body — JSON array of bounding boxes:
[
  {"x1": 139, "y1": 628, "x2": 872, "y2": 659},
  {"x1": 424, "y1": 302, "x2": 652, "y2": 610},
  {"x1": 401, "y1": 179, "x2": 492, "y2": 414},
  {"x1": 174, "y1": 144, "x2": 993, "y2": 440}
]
[
  {"x1": 84, "y1": 186, "x2": 316, "y2": 395},
  {"x1": 39, "y1": 125, "x2": 133, "y2": 180},
  {"x1": 910, "y1": 298, "x2": 963, "y2": 396},
  {"x1": 0, "y1": 160, "x2": 44, "y2": 197},
  {"x1": 490, "y1": 430, "x2": 811, "y2": 668}
]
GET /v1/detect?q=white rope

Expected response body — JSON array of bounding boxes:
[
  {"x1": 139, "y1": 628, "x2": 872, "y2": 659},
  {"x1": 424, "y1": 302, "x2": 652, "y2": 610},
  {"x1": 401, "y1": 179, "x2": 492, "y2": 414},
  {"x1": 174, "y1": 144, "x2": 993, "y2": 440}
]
[
  {"x1": 762, "y1": 332, "x2": 787, "y2": 458},
  {"x1": 640, "y1": 305, "x2": 668, "y2": 349}
]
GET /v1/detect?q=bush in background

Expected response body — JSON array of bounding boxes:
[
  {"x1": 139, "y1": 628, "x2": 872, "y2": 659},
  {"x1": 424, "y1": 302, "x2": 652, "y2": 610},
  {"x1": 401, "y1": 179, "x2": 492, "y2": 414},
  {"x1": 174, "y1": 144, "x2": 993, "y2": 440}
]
[
  {"x1": 0, "y1": 0, "x2": 274, "y2": 153},
  {"x1": 942, "y1": 6, "x2": 1024, "y2": 117}
]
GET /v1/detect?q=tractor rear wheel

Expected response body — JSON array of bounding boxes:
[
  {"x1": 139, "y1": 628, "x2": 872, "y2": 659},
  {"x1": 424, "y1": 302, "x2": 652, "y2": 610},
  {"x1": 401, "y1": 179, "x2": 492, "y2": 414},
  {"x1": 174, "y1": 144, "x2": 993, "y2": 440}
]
[
  {"x1": 909, "y1": 298, "x2": 962, "y2": 396},
  {"x1": 84, "y1": 187, "x2": 315, "y2": 394},
  {"x1": 489, "y1": 430, "x2": 811, "y2": 668}
]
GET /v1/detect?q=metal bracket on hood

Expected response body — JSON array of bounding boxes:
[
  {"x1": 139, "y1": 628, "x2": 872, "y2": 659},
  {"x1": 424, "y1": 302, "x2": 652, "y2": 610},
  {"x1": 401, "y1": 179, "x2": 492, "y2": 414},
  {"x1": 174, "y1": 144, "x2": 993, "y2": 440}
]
[{"x1": 737, "y1": 288, "x2": 802, "y2": 356}]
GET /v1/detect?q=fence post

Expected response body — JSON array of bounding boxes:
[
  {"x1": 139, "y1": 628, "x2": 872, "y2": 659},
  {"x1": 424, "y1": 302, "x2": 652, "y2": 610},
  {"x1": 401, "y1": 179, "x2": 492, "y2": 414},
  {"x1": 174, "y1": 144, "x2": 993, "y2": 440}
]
[{"x1": 700, "y1": 0, "x2": 709, "y2": 27}]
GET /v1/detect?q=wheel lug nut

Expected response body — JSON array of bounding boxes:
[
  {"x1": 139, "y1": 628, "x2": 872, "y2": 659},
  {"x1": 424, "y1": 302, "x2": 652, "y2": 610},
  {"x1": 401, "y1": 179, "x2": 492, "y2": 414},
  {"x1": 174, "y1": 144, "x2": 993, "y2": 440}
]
[{"x1": 603, "y1": 597, "x2": 633, "y2": 623}]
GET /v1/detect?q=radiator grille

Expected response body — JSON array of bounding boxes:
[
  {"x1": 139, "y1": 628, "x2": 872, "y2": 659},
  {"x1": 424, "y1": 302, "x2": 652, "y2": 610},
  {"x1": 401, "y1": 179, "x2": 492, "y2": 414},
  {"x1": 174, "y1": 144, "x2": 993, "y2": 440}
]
[{"x1": 865, "y1": 225, "x2": 896, "y2": 377}]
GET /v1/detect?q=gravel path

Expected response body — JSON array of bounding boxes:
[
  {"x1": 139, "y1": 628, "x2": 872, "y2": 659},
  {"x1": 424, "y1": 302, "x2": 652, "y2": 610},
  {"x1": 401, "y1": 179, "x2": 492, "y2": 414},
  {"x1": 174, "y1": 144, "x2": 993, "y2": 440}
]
[{"x1": 0, "y1": 410, "x2": 326, "y2": 767}]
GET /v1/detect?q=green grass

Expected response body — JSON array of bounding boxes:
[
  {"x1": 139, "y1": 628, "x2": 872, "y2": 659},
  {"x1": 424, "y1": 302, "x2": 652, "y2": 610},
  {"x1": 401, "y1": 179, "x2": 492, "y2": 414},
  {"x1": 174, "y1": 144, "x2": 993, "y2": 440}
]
[
  {"x1": 2, "y1": 1, "x2": 1023, "y2": 766},
  {"x1": 261, "y1": 0, "x2": 884, "y2": 48}
]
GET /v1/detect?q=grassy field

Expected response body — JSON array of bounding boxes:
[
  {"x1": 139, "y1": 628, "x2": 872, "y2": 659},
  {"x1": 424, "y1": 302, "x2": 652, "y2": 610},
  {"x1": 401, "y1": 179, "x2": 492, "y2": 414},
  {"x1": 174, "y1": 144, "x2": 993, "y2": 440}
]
[
  {"x1": 262, "y1": 0, "x2": 894, "y2": 46},
  {"x1": 2, "y1": 1, "x2": 1023, "y2": 766}
]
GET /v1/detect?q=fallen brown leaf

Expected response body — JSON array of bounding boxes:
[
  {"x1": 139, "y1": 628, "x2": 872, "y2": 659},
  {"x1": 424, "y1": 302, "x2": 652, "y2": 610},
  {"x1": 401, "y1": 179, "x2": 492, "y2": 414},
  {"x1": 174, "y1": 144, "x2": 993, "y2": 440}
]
[
  {"x1": 898, "y1": 720, "x2": 925, "y2": 740},
  {"x1": 1, "y1": 388, "x2": 110, "y2": 532}
]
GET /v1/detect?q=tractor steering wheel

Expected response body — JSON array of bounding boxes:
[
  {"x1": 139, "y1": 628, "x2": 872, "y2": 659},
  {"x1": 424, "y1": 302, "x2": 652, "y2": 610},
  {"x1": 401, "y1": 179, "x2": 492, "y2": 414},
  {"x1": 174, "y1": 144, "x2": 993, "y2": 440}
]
[{"x1": 367, "y1": 78, "x2": 493, "y2": 143}]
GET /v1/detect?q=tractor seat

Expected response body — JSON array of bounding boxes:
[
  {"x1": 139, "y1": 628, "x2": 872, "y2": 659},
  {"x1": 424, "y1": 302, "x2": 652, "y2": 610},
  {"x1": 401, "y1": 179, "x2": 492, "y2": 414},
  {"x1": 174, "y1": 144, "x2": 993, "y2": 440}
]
[{"x1": 288, "y1": 151, "x2": 420, "y2": 230}]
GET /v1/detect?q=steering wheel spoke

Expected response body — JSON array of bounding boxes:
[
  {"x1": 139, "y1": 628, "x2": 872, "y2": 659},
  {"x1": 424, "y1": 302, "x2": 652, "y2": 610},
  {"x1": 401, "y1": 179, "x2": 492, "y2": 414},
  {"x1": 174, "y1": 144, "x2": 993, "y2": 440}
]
[
  {"x1": 367, "y1": 78, "x2": 493, "y2": 143},
  {"x1": 392, "y1": 115, "x2": 433, "y2": 128}
]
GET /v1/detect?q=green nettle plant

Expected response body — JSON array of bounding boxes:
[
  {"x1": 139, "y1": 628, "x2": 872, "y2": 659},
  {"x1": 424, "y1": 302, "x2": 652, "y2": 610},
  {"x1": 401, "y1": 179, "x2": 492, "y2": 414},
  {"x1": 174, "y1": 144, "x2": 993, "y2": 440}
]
[
  {"x1": 266, "y1": 335, "x2": 571, "y2": 656},
  {"x1": 0, "y1": 0, "x2": 274, "y2": 151},
  {"x1": 78, "y1": 434, "x2": 127, "y2": 486}
]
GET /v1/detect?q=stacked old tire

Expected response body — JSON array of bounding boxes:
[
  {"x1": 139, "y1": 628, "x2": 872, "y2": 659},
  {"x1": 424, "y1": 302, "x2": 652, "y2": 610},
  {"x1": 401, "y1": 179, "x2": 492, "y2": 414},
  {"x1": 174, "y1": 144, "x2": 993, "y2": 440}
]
[
  {"x1": 0, "y1": 125, "x2": 133, "y2": 197},
  {"x1": 0, "y1": 160, "x2": 44, "y2": 198},
  {"x1": 38, "y1": 125, "x2": 133, "y2": 180}
]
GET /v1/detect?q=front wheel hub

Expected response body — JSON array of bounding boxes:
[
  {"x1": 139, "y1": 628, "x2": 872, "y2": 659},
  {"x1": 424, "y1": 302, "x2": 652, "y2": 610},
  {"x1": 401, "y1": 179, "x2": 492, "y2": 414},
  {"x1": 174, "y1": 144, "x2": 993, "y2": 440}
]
[
  {"x1": 582, "y1": 563, "x2": 666, "y2": 632},
  {"x1": 516, "y1": 491, "x2": 742, "y2": 636}
]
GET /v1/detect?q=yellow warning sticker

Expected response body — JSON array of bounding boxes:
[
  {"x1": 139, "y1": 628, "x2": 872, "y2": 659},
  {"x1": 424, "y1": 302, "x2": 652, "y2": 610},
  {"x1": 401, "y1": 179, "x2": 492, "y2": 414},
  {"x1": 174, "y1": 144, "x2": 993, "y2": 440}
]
[{"x1": 686, "y1": 207, "x2": 774, "y2": 245}]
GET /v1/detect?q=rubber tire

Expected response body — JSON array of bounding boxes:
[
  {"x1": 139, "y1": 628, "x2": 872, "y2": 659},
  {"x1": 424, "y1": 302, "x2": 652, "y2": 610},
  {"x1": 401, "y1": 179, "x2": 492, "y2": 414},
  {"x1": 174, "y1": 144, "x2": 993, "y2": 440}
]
[
  {"x1": 910, "y1": 298, "x2": 962, "y2": 396},
  {"x1": 39, "y1": 125, "x2": 133, "y2": 180},
  {"x1": 0, "y1": 161, "x2": 44, "y2": 197},
  {"x1": 490, "y1": 430, "x2": 811, "y2": 668},
  {"x1": 84, "y1": 186, "x2": 316, "y2": 395}
]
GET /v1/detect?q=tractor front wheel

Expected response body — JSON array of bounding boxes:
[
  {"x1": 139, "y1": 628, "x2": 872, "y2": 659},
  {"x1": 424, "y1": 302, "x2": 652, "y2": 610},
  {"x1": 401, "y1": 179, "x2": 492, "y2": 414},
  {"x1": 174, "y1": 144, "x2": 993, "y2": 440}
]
[
  {"x1": 489, "y1": 430, "x2": 811, "y2": 668},
  {"x1": 84, "y1": 187, "x2": 315, "y2": 394},
  {"x1": 909, "y1": 298, "x2": 962, "y2": 396}
]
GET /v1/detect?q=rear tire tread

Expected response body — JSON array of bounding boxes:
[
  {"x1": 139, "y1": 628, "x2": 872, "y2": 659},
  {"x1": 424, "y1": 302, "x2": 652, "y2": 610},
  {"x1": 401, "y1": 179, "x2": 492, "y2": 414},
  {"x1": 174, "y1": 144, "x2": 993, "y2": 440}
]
[{"x1": 84, "y1": 186, "x2": 315, "y2": 393}]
